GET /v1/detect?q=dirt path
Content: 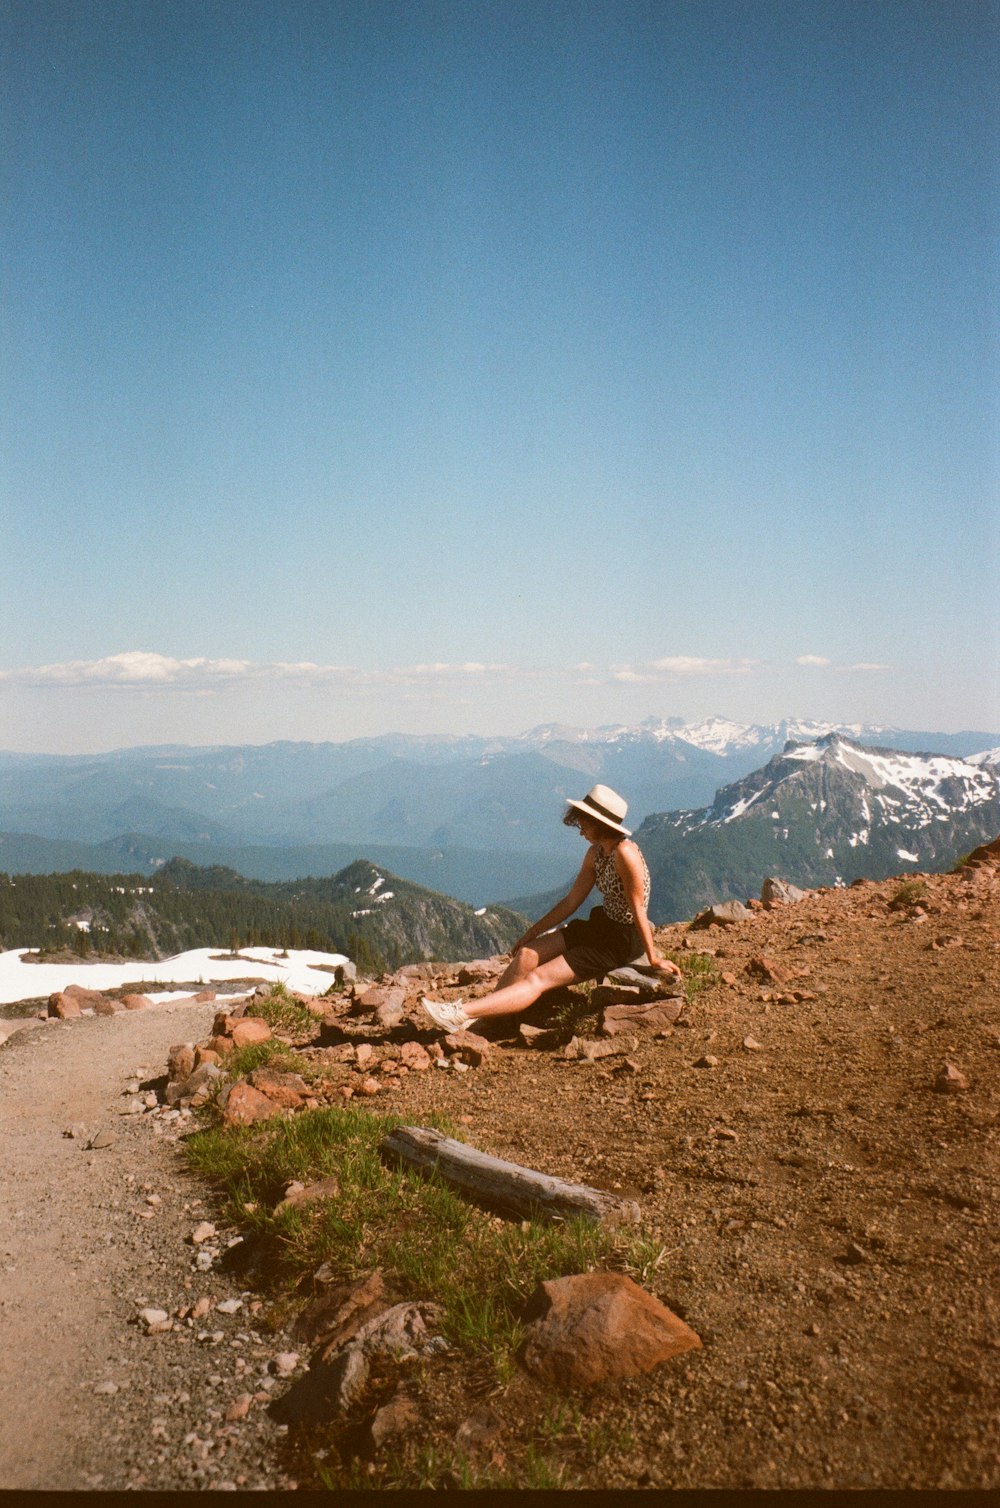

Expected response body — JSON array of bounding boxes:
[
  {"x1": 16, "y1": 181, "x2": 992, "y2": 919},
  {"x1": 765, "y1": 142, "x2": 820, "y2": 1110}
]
[{"x1": 0, "y1": 1003, "x2": 296, "y2": 1491}]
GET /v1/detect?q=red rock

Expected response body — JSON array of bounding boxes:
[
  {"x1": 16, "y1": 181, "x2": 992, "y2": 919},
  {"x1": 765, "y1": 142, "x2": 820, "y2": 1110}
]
[
  {"x1": 122, "y1": 993, "x2": 151, "y2": 1011},
  {"x1": 64, "y1": 984, "x2": 106, "y2": 1006},
  {"x1": 355, "y1": 1042, "x2": 374, "y2": 1065},
  {"x1": 600, "y1": 1001, "x2": 683, "y2": 1037},
  {"x1": 935, "y1": 1063, "x2": 970, "y2": 1094},
  {"x1": 520, "y1": 1273, "x2": 701, "y2": 1387},
  {"x1": 746, "y1": 955, "x2": 792, "y2": 984},
  {"x1": 359, "y1": 1077, "x2": 382, "y2": 1095},
  {"x1": 230, "y1": 1017, "x2": 272, "y2": 1048},
  {"x1": 168, "y1": 1044, "x2": 197, "y2": 1082},
  {"x1": 247, "y1": 1067, "x2": 309, "y2": 1109},
  {"x1": 457, "y1": 961, "x2": 501, "y2": 986},
  {"x1": 193, "y1": 1046, "x2": 222, "y2": 1069},
  {"x1": 223, "y1": 1082, "x2": 283, "y2": 1126},
  {"x1": 194, "y1": 989, "x2": 217, "y2": 1003},
  {"x1": 357, "y1": 986, "x2": 389, "y2": 1009},
  {"x1": 443, "y1": 1029, "x2": 491, "y2": 1066},
  {"x1": 207, "y1": 1034, "x2": 235, "y2": 1056},
  {"x1": 48, "y1": 992, "x2": 82, "y2": 1019},
  {"x1": 399, "y1": 1041, "x2": 432, "y2": 1072},
  {"x1": 95, "y1": 998, "x2": 123, "y2": 1016}
]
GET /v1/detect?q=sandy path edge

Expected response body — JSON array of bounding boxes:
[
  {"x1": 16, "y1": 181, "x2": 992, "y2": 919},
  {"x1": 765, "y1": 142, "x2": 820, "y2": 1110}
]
[{"x1": 0, "y1": 1002, "x2": 296, "y2": 1491}]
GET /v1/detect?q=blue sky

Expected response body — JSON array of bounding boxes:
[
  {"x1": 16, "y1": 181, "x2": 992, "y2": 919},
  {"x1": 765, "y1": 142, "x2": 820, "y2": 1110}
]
[{"x1": 2, "y1": 0, "x2": 997, "y2": 752}]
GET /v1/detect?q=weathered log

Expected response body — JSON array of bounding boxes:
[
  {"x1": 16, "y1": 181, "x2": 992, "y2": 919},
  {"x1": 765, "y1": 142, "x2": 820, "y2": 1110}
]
[{"x1": 380, "y1": 1126, "x2": 640, "y2": 1227}]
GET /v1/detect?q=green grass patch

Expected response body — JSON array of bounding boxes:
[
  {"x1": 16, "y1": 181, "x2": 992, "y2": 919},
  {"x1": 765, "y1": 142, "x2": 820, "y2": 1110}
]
[
  {"x1": 673, "y1": 948, "x2": 717, "y2": 996},
  {"x1": 253, "y1": 982, "x2": 318, "y2": 1035},
  {"x1": 186, "y1": 1104, "x2": 659, "y2": 1367}
]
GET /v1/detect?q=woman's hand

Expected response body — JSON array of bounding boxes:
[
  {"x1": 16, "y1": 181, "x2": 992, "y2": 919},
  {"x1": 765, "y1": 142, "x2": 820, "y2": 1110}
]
[{"x1": 648, "y1": 953, "x2": 683, "y2": 979}]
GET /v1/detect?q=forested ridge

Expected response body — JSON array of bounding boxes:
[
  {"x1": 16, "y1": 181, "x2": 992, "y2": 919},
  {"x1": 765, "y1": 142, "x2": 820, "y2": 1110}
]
[{"x1": 0, "y1": 858, "x2": 525, "y2": 972}]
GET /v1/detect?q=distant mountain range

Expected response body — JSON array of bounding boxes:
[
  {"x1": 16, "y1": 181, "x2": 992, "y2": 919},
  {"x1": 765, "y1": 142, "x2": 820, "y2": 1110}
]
[{"x1": 2, "y1": 719, "x2": 998, "y2": 913}]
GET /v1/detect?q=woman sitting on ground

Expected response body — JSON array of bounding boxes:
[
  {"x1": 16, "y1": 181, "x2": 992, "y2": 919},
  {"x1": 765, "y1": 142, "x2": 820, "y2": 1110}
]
[{"x1": 421, "y1": 784, "x2": 682, "y2": 1032}]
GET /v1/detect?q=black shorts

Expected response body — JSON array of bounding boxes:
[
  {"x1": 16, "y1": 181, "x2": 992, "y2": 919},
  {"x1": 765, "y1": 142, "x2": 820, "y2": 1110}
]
[{"x1": 561, "y1": 905, "x2": 643, "y2": 982}]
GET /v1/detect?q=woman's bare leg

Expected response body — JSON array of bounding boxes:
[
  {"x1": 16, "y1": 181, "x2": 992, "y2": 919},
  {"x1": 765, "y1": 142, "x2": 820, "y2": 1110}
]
[
  {"x1": 492, "y1": 930, "x2": 567, "y2": 990},
  {"x1": 465, "y1": 950, "x2": 580, "y2": 1022}
]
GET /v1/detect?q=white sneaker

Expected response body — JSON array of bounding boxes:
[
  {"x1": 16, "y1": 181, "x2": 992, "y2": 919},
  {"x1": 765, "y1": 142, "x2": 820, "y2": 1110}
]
[{"x1": 420, "y1": 996, "x2": 473, "y2": 1032}]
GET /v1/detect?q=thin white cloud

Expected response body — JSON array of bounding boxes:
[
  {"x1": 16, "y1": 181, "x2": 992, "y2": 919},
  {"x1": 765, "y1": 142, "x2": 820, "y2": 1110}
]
[
  {"x1": 612, "y1": 657, "x2": 759, "y2": 682},
  {"x1": 793, "y1": 655, "x2": 891, "y2": 673},
  {"x1": 0, "y1": 652, "x2": 519, "y2": 692}
]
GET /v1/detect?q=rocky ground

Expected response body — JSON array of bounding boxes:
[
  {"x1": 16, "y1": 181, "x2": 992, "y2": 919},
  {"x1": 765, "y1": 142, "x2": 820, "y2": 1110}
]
[{"x1": 1, "y1": 851, "x2": 998, "y2": 1491}]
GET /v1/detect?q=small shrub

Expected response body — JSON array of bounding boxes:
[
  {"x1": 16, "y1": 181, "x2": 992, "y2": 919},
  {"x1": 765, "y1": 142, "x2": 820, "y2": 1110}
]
[
  {"x1": 254, "y1": 984, "x2": 316, "y2": 1035},
  {"x1": 889, "y1": 878, "x2": 926, "y2": 911}
]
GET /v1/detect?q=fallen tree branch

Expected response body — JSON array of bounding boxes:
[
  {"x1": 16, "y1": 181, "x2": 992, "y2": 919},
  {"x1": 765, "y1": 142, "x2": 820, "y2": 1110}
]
[{"x1": 381, "y1": 1125, "x2": 640, "y2": 1227}]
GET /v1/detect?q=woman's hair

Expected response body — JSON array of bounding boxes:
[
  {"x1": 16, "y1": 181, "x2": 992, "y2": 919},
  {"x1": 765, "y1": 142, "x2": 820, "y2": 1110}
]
[{"x1": 563, "y1": 806, "x2": 623, "y2": 841}]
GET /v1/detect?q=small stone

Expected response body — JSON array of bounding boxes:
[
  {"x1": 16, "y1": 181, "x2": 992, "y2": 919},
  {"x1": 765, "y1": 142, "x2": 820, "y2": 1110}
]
[
  {"x1": 139, "y1": 1307, "x2": 171, "y2": 1333},
  {"x1": 216, "y1": 1298, "x2": 243, "y2": 1315},
  {"x1": 743, "y1": 1036, "x2": 763, "y2": 1051},
  {"x1": 225, "y1": 1394, "x2": 253, "y2": 1422},
  {"x1": 272, "y1": 1351, "x2": 299, "y2": 1378},
  {"x1": 694, "y1": 1055, "x2": 719, "y2": 1069},
  {"x1": 94, "y1": 1380, "x2": 119, "y2": 1395},
  {"x1": 63, "y1": 1123, "x2": 88, "y2": 1140},
  {"x1": 935, "y1": 1063, "x2": 970, "y2": 1094},
  {"x1": 845, "y1": 1242, "x2": 868, "y2": 1265},
  {"x1": 191, "y1": 1296, "x2": 213, "y2": 1320},
  {"x1": 191, "y1": 1222, "x2": 217, "y2": 1244}
]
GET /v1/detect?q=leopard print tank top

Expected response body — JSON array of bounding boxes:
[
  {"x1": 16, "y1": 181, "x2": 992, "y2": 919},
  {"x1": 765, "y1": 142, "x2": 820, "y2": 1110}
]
[{"x1": 593, "y1": 843, "x2": 650, "y2": 925}]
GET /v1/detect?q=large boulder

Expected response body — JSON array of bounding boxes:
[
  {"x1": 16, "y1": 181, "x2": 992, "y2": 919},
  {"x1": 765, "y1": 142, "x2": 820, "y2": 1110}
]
[
  {"x1": 519, "y1": 1273, "x2": 701, "y2": 1388},
  {"x1": 48, "y1": 992, "x2": 82, "y2": 1020},
  {"x1": 689, "y1": 901, "x2": 751, "y2": 929},
  {"x1": 761, "y1": 877, "x2": 808, "y2": 907},
  {"x1": 64, "y1": 984, "x2": 107, "y2": 1008}
]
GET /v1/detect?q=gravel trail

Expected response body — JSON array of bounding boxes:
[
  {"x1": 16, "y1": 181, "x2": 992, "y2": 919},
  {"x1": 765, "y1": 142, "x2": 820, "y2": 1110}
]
[{"x1": 0, "y1": 1002, "x2": 296, "y2": 1491}]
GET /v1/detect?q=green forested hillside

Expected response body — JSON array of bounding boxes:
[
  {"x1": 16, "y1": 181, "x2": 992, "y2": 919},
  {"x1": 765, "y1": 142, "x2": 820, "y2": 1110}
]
[{"x1": 0, "y1": 858, "x2": 525, "y2": 972}]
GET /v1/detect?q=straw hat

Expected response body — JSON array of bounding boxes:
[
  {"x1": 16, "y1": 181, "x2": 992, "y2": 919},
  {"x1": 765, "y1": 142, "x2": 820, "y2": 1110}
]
[{"x1": 564, "y1": 784, "x2": 631, "y2": 837}]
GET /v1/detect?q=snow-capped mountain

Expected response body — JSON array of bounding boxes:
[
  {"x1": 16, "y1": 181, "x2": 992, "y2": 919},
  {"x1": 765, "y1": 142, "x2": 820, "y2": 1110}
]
[
  {"x1": 966, "y1": 747, "x2": 1000, "y2": 769},
  {"x1": 636, "y1": 734, "x2": 1000, "y2": 923}
]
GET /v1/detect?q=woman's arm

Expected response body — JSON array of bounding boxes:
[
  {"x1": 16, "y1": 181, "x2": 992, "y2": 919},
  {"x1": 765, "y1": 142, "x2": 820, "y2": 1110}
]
[
  {"x1": 512, "y1": 847, "x2": 597, "y2": 951},
  {"x1": 615, "y1": 843, "x2": 683, "y2": 977}
]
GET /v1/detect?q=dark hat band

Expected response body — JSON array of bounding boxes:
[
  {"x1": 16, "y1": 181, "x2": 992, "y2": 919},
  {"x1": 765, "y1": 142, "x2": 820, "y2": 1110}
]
[{"x1": 581, "y1": 793, "x2": 625, "y2": 825}]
